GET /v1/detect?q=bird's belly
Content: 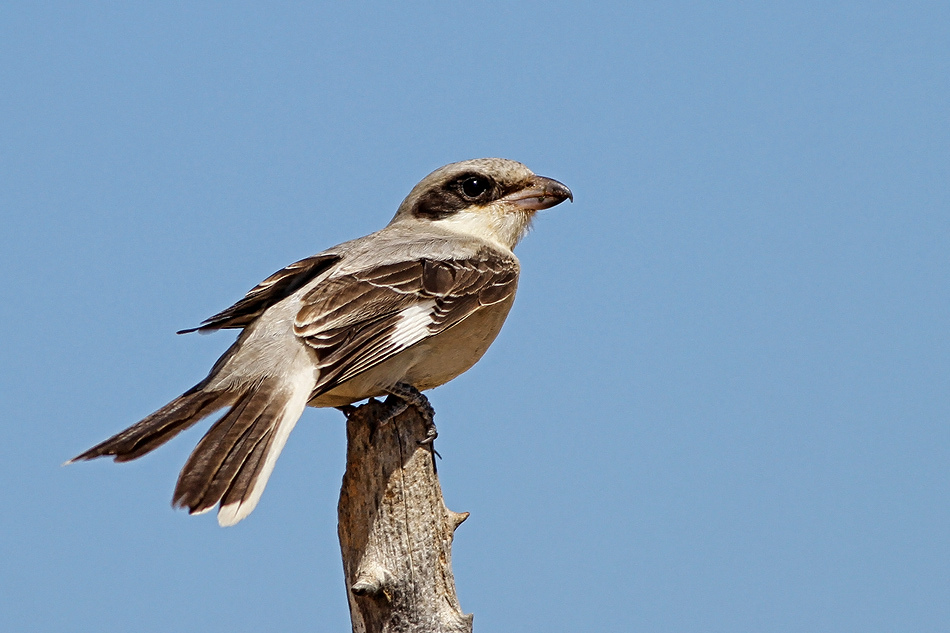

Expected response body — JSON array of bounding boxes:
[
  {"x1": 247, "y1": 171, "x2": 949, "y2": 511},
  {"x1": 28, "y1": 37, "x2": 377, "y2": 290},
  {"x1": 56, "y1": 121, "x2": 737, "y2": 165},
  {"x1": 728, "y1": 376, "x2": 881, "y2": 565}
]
[{"x1": 309, "y1": 297, "x2": 514, "y2": 408}]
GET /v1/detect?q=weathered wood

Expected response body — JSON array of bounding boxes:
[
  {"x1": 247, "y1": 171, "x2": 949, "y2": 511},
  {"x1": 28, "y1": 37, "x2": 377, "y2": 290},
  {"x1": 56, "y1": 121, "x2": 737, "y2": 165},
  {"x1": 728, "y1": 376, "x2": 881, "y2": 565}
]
[{"x1": 338, "y1": 398, "x2": 473, "y2": 633}]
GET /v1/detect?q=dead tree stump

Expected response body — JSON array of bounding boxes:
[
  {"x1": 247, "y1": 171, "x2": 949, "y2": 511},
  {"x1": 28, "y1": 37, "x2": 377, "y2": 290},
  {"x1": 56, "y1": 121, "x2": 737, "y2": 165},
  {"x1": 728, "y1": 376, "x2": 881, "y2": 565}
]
[{"x1": 337, "y1": 398, "x2": 473, "y2": 633}]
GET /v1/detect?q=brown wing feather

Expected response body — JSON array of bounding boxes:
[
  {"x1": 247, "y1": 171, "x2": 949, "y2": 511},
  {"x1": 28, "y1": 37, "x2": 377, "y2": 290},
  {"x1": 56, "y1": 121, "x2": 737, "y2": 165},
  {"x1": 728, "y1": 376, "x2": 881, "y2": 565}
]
[
  {"x1": 295, "y1": 250, "x2": 519, "y2": 396},
  {"x1": 178, "y1": 253, "x2": 341, "y2": 333}
]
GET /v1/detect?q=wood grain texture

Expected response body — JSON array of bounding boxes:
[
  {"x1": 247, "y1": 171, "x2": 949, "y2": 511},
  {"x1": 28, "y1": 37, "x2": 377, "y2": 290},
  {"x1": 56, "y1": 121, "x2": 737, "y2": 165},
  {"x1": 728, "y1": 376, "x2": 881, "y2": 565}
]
[{"x1": 338, "y1": 399, "x2": 472, "y2": 633}]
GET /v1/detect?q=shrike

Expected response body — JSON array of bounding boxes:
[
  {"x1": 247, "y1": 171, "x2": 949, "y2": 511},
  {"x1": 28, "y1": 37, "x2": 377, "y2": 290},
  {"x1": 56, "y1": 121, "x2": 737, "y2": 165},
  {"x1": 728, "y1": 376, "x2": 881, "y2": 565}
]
[{"x1": 70, "y1": 158, "x2": 572, "y2": 526}]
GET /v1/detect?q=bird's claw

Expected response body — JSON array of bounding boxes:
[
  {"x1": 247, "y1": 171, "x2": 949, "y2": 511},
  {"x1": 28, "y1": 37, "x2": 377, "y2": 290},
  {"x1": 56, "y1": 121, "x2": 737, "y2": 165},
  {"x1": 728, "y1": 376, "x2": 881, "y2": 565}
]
[
  {"x1": 335, "y1": 404, "x2": 358, "y2": 418},
  {"x1": 384, "y1": 382, "x2": 438, "y2": 450}
]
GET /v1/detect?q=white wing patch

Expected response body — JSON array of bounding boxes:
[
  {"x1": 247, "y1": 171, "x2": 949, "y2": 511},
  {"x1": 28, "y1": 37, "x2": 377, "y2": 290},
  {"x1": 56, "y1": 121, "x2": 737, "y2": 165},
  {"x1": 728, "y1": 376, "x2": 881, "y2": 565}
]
[{"x1": 389, "y1": 300, "x2": 438, "y2": 349}]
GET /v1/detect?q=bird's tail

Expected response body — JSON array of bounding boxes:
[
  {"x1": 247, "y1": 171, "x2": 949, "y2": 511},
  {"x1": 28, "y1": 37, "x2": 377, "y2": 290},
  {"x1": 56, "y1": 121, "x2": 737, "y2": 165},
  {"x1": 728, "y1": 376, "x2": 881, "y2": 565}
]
[
  {"x1": 68, "y1": 386, "x2": 235, "y2": 464},
  {"x1": 173, "y1": 376, "x2": 312, "y2": 526},
  {"x1": 70, "y1": 373, "x2": 314, "y2": 526}
]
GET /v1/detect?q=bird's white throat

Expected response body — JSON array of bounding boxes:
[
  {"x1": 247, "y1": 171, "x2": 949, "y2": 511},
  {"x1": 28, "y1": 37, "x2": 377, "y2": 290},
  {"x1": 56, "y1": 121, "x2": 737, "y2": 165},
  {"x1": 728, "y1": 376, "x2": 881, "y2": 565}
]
[{"x1": 431, "y1": 206, "x2": 535, "y2": 251}]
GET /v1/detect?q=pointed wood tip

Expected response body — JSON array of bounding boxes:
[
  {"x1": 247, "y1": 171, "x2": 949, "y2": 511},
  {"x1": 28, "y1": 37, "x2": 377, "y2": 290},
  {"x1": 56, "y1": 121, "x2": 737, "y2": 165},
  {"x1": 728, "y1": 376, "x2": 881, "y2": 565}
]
[
  {"x1": 351, "y1": 563, "x2": 393, "y2": 598},
  {"x1": 449, "y1": 510, "x2": 470, "y2": 531}
]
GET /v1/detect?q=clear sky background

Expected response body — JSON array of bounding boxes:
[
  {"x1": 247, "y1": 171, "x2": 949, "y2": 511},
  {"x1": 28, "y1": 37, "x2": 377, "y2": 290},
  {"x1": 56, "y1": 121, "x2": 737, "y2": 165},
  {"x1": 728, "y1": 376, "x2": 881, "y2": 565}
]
[{"x1": 2, "y1": 2, "x2": 948, "y2": 632}]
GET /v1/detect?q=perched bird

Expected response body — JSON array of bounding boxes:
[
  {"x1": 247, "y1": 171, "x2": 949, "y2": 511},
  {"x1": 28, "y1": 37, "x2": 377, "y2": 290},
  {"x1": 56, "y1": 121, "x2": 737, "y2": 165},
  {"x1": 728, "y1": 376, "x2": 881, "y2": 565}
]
[{"x1": 70, "y1": 158, "x2": 572, "y2": 526}]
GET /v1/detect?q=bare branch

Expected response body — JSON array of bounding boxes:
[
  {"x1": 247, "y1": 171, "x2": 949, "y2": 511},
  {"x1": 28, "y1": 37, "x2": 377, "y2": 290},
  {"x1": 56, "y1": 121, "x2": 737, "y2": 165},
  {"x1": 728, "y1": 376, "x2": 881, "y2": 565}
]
[{"x1": 338, "y1": 398, "x2": 473, "y2": 633}]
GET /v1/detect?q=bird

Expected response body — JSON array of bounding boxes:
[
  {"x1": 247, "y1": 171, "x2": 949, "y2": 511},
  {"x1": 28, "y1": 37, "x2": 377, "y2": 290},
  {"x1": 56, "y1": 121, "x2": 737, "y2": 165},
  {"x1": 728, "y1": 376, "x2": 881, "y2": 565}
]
[{"x1": 69, "y1": 158, "x2": 572, "y2": 526}]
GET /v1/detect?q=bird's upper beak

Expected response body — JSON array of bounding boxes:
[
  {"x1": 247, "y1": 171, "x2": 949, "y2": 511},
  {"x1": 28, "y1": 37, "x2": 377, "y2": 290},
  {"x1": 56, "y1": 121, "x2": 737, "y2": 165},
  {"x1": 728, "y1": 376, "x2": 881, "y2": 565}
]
[{"x1": 502, "y1": 176, "x2": 573, "y2": 211}]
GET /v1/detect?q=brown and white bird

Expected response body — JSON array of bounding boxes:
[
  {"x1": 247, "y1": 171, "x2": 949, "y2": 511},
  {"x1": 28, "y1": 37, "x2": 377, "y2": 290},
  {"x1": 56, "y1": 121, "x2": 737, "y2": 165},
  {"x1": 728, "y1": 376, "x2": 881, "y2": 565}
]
[{"x1": 70, "y1": 158, "x2": 572, "y2": 526}]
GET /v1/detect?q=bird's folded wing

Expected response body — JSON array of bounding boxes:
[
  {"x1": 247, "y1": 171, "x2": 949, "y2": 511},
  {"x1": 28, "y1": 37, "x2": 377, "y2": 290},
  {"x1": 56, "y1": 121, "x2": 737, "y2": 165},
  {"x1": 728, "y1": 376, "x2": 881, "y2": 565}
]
[
  {"x1": 295, "y1": 249, "x2": 519, "y2": 393},
  {"x1": 178, "y1": 253, "x2": 342, "y2": 333}
]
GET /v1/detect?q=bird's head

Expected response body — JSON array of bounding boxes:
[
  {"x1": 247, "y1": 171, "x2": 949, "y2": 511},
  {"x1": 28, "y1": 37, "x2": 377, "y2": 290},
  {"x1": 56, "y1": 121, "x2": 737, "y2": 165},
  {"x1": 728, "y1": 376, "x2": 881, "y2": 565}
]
[{"x1": 391, "y1": 158, "x2": 573, "y2": 251}]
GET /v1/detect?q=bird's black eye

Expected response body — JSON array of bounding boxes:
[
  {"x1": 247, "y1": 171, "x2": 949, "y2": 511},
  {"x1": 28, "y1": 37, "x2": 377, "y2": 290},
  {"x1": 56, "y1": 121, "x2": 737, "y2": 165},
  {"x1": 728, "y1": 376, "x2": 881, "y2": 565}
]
[{"x1": 459, "y1": 176, "x2": 490, "y2": 199}]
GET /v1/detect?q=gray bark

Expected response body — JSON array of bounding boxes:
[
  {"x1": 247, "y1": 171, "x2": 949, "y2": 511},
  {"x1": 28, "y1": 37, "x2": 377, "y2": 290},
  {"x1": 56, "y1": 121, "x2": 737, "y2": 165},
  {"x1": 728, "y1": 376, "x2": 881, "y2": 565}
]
[{"x1": 338, "y1": 398, "x2": 473, "y2": 633}]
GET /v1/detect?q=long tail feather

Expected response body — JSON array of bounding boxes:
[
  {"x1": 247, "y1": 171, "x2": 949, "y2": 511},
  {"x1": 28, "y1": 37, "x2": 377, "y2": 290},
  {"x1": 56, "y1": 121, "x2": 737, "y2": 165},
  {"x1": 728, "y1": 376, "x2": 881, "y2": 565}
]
[
  {"x1": 68, "y1": 388, "x2": 235, "y2": 464},
  {"x1": 172, "y1": 387, "x2": 277, "y2": 513},
  {"x1": 172, "y1": 375, "x2": 312, "y2": 526}
]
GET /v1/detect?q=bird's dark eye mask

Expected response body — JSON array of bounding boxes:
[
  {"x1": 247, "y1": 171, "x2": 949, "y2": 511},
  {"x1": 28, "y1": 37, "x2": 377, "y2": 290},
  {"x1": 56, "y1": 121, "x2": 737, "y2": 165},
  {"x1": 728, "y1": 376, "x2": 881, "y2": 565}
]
[{"x1": 413, "y1": 172, "x2": 497, "y2": 219}]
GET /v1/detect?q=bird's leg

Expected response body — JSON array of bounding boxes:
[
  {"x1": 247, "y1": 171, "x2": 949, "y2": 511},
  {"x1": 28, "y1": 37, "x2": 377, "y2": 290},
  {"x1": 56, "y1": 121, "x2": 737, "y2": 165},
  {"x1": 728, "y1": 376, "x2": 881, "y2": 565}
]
[{"x1": 384, "y1": 382, "x2": 438, "y2": 446}]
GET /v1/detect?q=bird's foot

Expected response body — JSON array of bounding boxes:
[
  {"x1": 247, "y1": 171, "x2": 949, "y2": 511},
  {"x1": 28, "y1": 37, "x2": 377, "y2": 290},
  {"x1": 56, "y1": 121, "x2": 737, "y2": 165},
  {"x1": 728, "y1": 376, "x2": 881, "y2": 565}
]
[{"x1": 384, "y1": 382, "x2": 438, "y2": 448}]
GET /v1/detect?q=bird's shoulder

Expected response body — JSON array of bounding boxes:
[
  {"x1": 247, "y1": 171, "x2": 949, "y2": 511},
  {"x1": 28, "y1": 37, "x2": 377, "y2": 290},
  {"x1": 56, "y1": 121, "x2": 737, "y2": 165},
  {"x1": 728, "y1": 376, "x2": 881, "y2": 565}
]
[
  {"x1": 328, "y1": 221, "x2": 520, "y2": 274},
  {"x1": 294, "y1": 226, "x2": 520, "y2": 335}
]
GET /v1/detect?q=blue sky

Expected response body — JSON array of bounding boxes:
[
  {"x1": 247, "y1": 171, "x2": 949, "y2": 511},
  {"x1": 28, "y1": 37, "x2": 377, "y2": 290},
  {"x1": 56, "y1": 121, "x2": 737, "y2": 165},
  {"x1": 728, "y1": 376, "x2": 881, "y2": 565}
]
[{"x1": 2, "y1": 2, "x2": 948, "y2": 631}]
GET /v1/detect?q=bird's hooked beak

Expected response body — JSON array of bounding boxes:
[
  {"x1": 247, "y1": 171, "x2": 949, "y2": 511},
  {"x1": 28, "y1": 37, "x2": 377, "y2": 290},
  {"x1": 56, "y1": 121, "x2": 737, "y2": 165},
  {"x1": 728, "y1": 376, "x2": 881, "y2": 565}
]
[{"x1": 502, "y1": 176, "x2": 573, "y2": 211}]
